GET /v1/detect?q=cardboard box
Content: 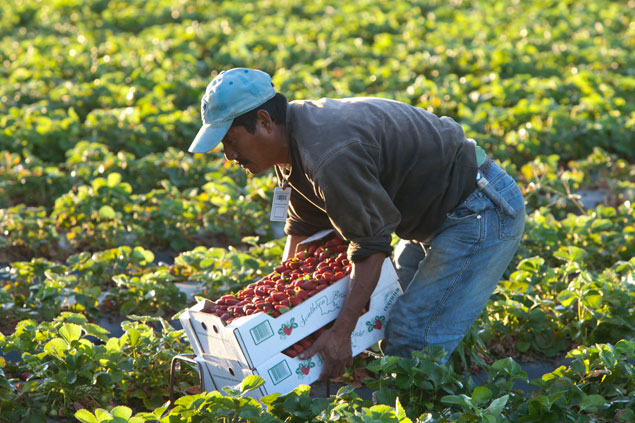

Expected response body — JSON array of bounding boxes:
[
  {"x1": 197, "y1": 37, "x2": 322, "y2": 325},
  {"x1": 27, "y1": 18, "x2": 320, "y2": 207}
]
[
  {"x1": 194, "y1": 356, "x2": 218, "y2": 392},
  {"x1": 179, "y1": 229, "x2": 403, "y2": 397},
  {"x1": 181, "y1": 257, "x2": 399, "y2": 368},
  {"x1": 196, "y1": 278, "x2": 402, "y2": 398}
]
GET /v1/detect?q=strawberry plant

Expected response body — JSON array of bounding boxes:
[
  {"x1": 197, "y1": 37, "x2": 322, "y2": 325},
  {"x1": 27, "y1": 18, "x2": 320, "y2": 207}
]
[
  {"x1": 1, "y1": 259, "x2": 69, "y2": 330},
  {"x1": 170, "y1": 238, "x2": 285, "y2": 296},
  {"x1": 52, "y1": 173, "x2": 142, "y2": 251},
  {"x1": 364, "y1": 347, "x2": 465, "y2": 418},
  {"x1": 0, "y1": 313, "x2": 196, "y2": 420},
  {"x1": 106, "y1": 269, "x2": 186, "y2": 316},
  {"x1": 483, "y1": 255, "x2": 634, "y2": 359},
  {"x1": 511, "y1": 339, "x2": 635, "y2": 422},
  {"x1": 519, "y1": 202, "x2": 634, "y2": 272},
  {"x1": 0, "y1": 151, "x2": 71, "y2": 209},
  {"x1": 137, "y1": 183, "x2": 208, "y2": 252},
  {"x1": 66, "y1": 246, "x2": 157, "y2": 288},
  {"x1": 0, "y1": 206, "x2": 61, "y2": 261}
]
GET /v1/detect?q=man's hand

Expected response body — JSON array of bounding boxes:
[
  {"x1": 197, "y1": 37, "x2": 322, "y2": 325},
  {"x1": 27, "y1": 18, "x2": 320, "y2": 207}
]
[
  {"x1": 297, "y1": 252, "x2": 386, "y2": 382},
  {"x1": 298, "y1": 326, "x2": 353, "y2": 382},
  {"x1": 283, "y1": 234, "x2": 308, "y2": 261}
]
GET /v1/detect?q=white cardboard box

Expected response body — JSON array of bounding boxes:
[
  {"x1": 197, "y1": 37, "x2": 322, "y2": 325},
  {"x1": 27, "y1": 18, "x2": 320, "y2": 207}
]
[
  {"x1": 179, "y1": 229, "x2": 403, "y2": 397},
  {"x1": 196, "y1": 279, "x2": 402, "y2": 398},
  {"x1": 180, "y1": 257, "x2": 400, "y2": 369}
]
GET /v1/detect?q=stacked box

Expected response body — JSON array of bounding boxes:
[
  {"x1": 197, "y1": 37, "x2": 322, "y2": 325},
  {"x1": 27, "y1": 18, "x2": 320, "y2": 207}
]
[{"x1": 179, "y1": 234, "x2": 403, "y2": 398}]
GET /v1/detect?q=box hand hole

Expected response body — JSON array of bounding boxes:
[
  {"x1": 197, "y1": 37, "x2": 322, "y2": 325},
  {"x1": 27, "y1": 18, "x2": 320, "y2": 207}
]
[
  {"x1": 201, "y1": 322, "x2": 207, "y2": 331},
  {"x1": 229, "y1": 368, "x2": 235, "y2": 376}
]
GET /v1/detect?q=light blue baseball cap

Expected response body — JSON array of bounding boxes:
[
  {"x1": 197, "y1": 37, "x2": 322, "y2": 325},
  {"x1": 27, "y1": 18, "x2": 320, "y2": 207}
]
[{"x1": 188, "y1": 68, "x2": 276, "y2": 153}]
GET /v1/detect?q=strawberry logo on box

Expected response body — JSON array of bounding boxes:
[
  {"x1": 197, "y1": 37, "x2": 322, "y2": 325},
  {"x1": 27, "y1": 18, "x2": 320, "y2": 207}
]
[
  {"x1": 365, "y1": 315, "x2": 385, "y2": 332},
  {"x1": 278, "y1": 317, "x2": 298, "y2": 338},
  {"x1": 295, "y1": 358, "x2": 316, "y2": 377}
]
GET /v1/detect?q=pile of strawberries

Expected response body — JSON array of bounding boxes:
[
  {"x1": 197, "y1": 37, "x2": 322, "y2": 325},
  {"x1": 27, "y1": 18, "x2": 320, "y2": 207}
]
[{"x1": 200, "y1": 236, "x2": 351, "y2": 325}]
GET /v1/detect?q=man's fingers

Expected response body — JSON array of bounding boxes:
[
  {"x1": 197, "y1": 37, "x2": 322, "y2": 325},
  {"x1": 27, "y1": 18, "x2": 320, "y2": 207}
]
[
  {"x1": 298, "y1": 337, "x2": 322, "y2": 360},
  {"x1": 296, "y1": 328, "x2": 353, "y2": 382},
  {"x1": 297, "y1": 348, "x2": 313, "y2": 361},
  {"x1": 317, "y1": 357, "x2": 348, "y2": 383}
]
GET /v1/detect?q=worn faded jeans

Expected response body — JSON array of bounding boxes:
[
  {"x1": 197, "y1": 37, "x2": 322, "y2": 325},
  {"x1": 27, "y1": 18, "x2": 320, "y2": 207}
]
[{"x1": 384, "y1": 161, "x2": 525, "y2": 362}]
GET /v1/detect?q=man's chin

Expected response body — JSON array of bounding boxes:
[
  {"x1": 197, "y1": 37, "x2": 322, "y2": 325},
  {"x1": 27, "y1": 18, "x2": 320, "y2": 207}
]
[
  {"x1": 241, "y1": 165, "x2": 257, "y2": 175},
  {"x1": 243, "y1": 164, "x2": 268, "y2": 175},
  {"x1": 247, "y1": 167, "x2": 265, "y2": 175}
]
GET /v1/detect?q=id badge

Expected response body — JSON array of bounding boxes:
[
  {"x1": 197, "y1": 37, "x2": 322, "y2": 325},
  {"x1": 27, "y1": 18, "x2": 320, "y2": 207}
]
[{"x1": 270, "y1": 186, "x2": 291, "y2": 222}]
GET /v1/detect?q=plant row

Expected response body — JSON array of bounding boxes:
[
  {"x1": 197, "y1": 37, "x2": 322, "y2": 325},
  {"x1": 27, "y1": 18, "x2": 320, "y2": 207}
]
[
  {"x1": 66, "y1": 340, "x2": 634, "y2": 423},
  {"x1": 1, "y1": 0, "x2": 632, "y2": 165},
  {"x1": 2, "y1": 310, "x2": 632, "y2": 422},
  {"x1": 2, "y1": 147, "x2": 632, "y2": 264},
  {"x1": 1, "y1": 189, "x2": 632, "y2": 349},
  {"x1": 1, "y1": 146, "x2": 276, "y2": 259}
]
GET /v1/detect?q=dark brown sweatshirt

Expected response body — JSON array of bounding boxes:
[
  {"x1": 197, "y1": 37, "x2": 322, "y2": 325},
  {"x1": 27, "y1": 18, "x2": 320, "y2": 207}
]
[{"x1": 274, "y1": 97, "x2": 478, "y2": 263}]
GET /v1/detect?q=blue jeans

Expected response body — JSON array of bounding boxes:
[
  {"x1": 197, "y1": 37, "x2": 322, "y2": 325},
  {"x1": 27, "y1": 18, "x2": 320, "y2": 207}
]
[{"x1": 384, "y1": 162, "x2": 525, "y2": 361}]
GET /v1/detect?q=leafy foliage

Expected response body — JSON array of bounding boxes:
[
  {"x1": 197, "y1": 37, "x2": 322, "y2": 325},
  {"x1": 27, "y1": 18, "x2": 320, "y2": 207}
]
[
  {"x1": 0, "y1": 0, "x2": 632, "y2": 421},
  {"x1": 0, "y1": 313, "x2": 196, "y2": 420}
]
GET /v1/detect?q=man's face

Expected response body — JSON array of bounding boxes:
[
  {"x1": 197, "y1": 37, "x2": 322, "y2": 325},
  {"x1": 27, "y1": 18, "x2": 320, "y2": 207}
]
[{"x1": 220, "y1": 123, "x2": 276, "y2": 175}]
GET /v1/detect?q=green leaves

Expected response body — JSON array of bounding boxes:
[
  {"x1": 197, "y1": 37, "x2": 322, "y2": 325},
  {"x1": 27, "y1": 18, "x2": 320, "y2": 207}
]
[
  {"x1": 579, "y1": 394, "x2": 606, "y2": 412},
  {"x1": 98, "y1": 205, "x2": 116, "y2": 219},
  {"x1": 472, "y1": 386, "x2": 492, "y2": 405},
  {"x1": 0, "y1": 0, "x2": 633, "y2": 421},
  {"x1": 44, "y1": 337, "x2": 69, "y2": 357},
  {"x1": 75, "y1": 410, "x2": 98, "y2": 423},
  {"x1": 441, "y1": 391, "x2": 509, "y2": 421},
  {"x1": 59, "y1": 323, "x2": 82, "y2": 344},
  {"x1": 75, "y1": 406, "x2": 141, "y2": 423},
  {"x1": 223, "y1": 375, "x2": 265, "y2": 397},
  {"x1": 553, "y1": 246, "x2": 587, "y2": 263},
  {"x1": 240, "y1": 375, "x2": 265, "y2": 394},
  {"x1": 486, "y1": 395, "x2": 509, "y2": 416}
]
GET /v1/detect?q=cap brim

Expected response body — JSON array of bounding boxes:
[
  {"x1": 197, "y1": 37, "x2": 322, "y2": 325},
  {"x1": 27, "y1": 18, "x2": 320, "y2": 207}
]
[{"x1": 188, "y1": 119, "x2": 233, "y2": 153}]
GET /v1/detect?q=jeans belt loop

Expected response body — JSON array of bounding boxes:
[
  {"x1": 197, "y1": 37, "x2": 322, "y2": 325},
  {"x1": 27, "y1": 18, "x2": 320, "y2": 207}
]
[{"x1": 477, "y1": 157, "x2": 493, "y2": 181}]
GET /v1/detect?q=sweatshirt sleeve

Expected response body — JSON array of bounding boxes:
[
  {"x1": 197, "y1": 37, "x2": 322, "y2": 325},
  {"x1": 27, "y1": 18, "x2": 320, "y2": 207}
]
[
  {"x1": 284, "y1": 188, "x2": 333, "y2": 236},
  {"x1": 311, "y1": 140, "x2": 400, "y2": 262}
]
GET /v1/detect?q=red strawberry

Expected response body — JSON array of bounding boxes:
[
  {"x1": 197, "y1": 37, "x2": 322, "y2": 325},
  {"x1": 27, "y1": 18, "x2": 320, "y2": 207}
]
[{"x1": 300, "y1": 279, "x2": 317, "y2": 291}]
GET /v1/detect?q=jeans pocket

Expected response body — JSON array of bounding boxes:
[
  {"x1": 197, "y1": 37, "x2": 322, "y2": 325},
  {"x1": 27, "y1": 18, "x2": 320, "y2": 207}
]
[
  {"x1": 495, "y1": 182, "x2": 526, "y2": 240},
  {"x1": 446, "y1": 192, "x2": 482, "y2": 220},
  {"x1": 446, "y1": 202, "x2": 475, "y2": 220}
]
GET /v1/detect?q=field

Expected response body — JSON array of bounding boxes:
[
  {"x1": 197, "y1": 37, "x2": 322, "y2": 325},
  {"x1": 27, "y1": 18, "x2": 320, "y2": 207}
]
[{"x1": 0, "y1": 0, "x2": 633, "y2": 422}]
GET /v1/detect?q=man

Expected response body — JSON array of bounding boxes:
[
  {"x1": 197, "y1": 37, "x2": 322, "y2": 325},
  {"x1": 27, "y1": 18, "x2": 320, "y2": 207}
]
[{"x1": 188, "y1": 68, "x2": 525, "y2": 381}]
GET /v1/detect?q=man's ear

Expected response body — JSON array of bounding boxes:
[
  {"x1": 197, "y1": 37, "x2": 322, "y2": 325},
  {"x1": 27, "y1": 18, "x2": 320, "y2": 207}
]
[{"x1": 256, "y1": 109, "x2": 273, "y2": 132}]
